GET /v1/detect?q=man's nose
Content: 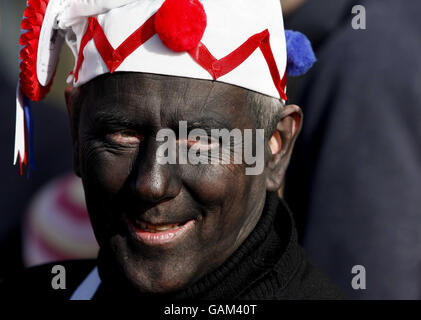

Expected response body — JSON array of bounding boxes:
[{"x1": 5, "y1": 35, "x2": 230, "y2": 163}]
[{"x1": 131, "y1": 140, "x2": 181, "y2": 203}]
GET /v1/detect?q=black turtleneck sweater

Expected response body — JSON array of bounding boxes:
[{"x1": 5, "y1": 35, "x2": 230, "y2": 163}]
[{"x1": 0, "y1": 193, "x2": 344, "y2": 300}]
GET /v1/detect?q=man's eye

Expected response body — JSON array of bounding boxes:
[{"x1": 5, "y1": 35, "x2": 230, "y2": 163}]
[{"x1": 107, "y1": 130, "x2": 143, "y2": 145}]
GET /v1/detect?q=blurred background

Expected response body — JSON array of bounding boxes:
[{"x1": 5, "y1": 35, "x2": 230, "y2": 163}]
[
  {"x1": 0, "y1": 0, "x2": 98, "y2": 280},
  {"x1": 282, "y1": 0, "x2": 421, "y2": 299},
  {"x1": 0, "y1": 0, "x2": 421, "y2": 300}
]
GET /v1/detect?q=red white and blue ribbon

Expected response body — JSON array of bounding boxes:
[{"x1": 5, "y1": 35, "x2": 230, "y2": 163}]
[
  {"x1": 15, "y1": 0, "x2": 53, "y2": 175},
  {"x1": 14, "y1": 85, "x2": 36, "y2": 176}
]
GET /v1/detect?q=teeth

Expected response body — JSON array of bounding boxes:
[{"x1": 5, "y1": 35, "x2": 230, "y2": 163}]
[
  {"x1": 137, "y1": 221, "x2": 181, "y2": 232},
  {"x1": 155, "y1": 224, "x2": 177, "y2": 231}
]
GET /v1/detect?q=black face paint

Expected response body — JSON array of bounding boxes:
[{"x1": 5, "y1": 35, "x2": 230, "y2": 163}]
[{"x1": 75, "y1": 73, "x2": 270, "y2": 294}]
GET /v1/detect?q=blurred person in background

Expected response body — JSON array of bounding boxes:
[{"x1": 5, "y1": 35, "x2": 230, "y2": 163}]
[
  {"x1": 282, "y1": 0, "x2": 421, "y2": 299},
  {"x1": 0, "y1": 0, "x2": 85, "y2": 280},
  {"x1": 22, "y1": 173, "x2": 98, "y2": 267}
]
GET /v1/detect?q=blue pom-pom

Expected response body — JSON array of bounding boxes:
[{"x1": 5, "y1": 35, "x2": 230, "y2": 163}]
[{"x1": 285, "y1": 30, "x2": 316, "y2": 76}]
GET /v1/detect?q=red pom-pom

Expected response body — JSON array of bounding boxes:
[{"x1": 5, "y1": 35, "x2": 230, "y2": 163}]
[{"x1": 155, "y1": 0, "x2": 207, "y2": 52}]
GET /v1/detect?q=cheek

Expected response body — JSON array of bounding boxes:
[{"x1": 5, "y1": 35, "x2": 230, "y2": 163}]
[
  {"x1": 182, "y1": 164, "x2": 246, "y2": 205},
  {"x1": 182, "y1": 165, "x2": 265, "y2": 270},
  {"x1": 81, "y1": 145, "x2": 135, "y2": 200},
  {"x1": 80, "y1": 145, "x2": 137, "y2": 243},
  {"x1": 183, "y1": 164, "x2": 262, "y2": 236}
]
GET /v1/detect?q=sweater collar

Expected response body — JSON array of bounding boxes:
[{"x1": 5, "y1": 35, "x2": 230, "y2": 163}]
[{"x1": 176, "y1": 192, "x2": 301, "y2": 299}]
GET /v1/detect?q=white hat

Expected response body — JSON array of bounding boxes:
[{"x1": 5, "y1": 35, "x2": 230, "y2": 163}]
[{"x1": 15, "y1": 0, "x2": 315, "y2": 174}]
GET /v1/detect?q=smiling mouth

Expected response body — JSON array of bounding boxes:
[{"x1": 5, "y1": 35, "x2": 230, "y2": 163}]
[
  {"x1": 124, "y1": 215, "x2": 196, "y2": 246},
  {"x1": 134, "y1": 220, "x2": 189, "y2": 233}
]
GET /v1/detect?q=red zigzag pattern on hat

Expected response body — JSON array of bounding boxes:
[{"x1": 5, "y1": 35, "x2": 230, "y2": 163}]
[{"x1": 75, "y1": 14, "x2": 287, "y2": 100}]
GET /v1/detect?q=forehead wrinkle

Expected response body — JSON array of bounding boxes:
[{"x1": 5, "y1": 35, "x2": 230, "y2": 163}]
[
  {"x1": 183, "y1": 81, "x2": 219, "y2": 127},
  {"x1": 81, "y1": 73, "x2": 164, "y2": 129},
  {"x1": 201, "y1": 83, "x2": 256, "y2": 128},
  {"x1": 197, "y1": 80, "x2": 217, "y2": 116},
  {"x1": 182, "y1": 89, "x2": 236, "y2": 131},
  {"x1": 90, "y1": 92, "x2": 160, "y2": 127},
  {"x1": 157, "y1": 78, "x2": 214, "y2": 127},
  {"x1": 157, "y1": 78, "x2": 186, "y2": 128},
  {"x1": 120, "y1": 75, "x2": 167, "y2": 128},
  {"x1": 85, "y1": 74, "x2": 255, "y2": 130},
  {"x1": 186, "y1": 80, "x2": 234, "y2": 120}
]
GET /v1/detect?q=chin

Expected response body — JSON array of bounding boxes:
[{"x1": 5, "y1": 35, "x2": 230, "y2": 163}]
[
  {"x1": 110, "y1": 245, "x2": 197, "y2": 295},
  {"x1": 123, "y1": 262, "x2": 194, "y2": 294}
]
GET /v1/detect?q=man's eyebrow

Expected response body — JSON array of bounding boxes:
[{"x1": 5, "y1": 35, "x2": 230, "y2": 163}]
[
  {"x1": 173, "y1": 117, "x2": 233, "y2": 132},
  {"x1": 91, "y1": 110, "x2": 138, "y2": 127}
]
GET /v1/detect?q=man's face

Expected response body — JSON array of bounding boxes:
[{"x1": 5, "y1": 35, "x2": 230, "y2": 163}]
[{"x1": 71, "y1": 73, "x2": 280, "y2": 294}]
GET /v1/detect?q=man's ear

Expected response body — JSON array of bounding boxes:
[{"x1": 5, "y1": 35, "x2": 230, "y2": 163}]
[
  {"x1": 65, "y1": 86, "x2": 81, "y2": 177},
  {"x1": 265, "y1": 104, "x2": 303, "y2": 193}
]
